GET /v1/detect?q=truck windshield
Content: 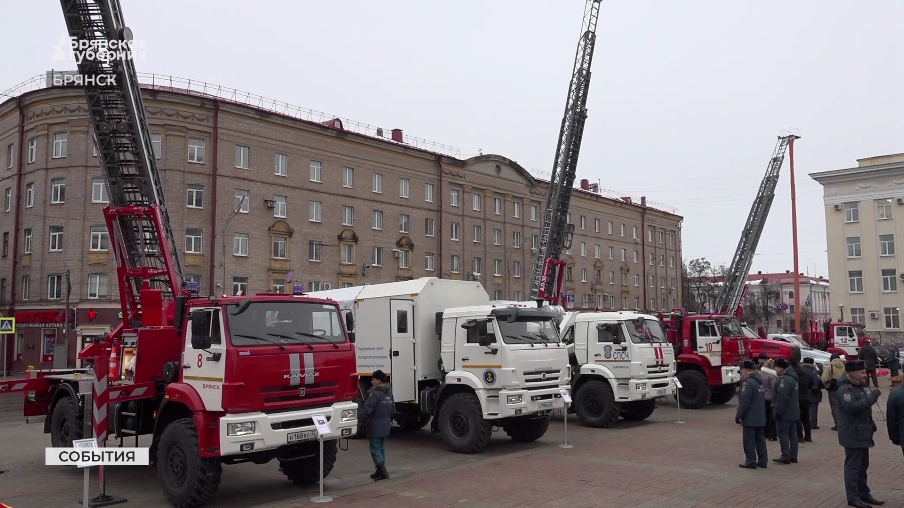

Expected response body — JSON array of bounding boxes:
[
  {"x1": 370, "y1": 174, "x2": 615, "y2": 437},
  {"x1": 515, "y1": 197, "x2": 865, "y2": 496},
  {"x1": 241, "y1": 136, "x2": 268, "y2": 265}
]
[
  {"x1": 718, "y1": 317, "x2": 744, "y2": 337},
  {"x1": 625, "y1": 319, "x2": 668, "y2": 344},
  {"x1": 227, "y1": 301, "x2": 346, "y2": 347},
  {"x1": 496, "y1": 319, "x2": 560, "y2": 345}
]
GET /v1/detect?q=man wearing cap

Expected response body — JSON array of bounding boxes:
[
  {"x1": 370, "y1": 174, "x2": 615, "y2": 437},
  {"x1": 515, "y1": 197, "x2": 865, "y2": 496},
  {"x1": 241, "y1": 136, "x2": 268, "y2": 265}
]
[
  {"x1": 837, "y1": 360, "x2": 883, "y2": 507},
  {"x1": 859, "y1": 340, "x2": 880, "y2": 389},
  {"x1": 887, "y1": 381, "x2": 904, "y2": 457},
  {"x1": 822, "y1": 353, "x2": 846, "y2": 430},
  {"x1": 736, "y1": 359, "x2": 767, "y2": 468},
  {"x1": 359, "y1": 370, "x2": 395, "y2": 481},
  {"x1": 771, "y1": 357, "x2": 799, "y2": 464}
]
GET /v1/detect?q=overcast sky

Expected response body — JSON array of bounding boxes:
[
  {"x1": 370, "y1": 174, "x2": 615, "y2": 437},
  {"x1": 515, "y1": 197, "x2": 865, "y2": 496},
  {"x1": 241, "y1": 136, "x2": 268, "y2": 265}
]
[{"x1": 2, "y1": 1, "x2": 901, "y2": 278}]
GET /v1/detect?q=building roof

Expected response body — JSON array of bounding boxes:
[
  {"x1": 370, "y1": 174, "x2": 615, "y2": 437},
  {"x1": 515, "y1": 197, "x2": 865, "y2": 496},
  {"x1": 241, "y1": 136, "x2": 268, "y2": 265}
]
[{"x1": 703, "y1": 272, "x2": 830, "y2": 286}]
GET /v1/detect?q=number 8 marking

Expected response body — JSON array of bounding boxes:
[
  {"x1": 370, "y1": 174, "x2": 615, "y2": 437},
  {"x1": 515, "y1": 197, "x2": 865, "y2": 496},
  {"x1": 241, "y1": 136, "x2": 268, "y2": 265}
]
[{"x1": 197, "y1": 354, "x2": 203, "y2": 368}]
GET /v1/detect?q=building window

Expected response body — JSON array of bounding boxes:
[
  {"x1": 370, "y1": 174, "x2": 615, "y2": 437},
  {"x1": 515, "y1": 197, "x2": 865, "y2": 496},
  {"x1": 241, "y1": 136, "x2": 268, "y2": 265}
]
[
  {"x1": 493, "y1": 229, "x2": 502, "y2": 245},
  {"x1": 607, "y1": 221, "x2": 613, "y2": 235},
  {"x1": 87, "y1": 274, "x2": 108, "y2": 299},
  {"x1": 594, "y1": 218, "x2": 600, "y2": 232},
  {"x1": 608, "y1": 246, "x2": 614, "y2": 260},
  {"x1": 400, "y1": 214, "x2": 410, "y2": 234},
  {"x1": 21, "y1": 276, "x2": 30, "y2": 300},
  {"x1": 621, "y1": 248, "x2": 627, "y2": 262},
  {"x1": 3, "y1": 188, "x2": 9, "y2": 211},
  {"x1": 660, "y1": 255, "x2": 665, "y2": 267},
  {"x1": 272, "y1": 279, "x2": 286, "y2": 293},
  {"x1": 649, "y1": 253, "x2": 655, "y2": 266},
  {"x1": 494, "y1": 290, "x2": 503, "y2": 300},
  {"x1": 513, "y1": 231, "x2": 521, "y2": 248},
  {"x1": 25, "y1": 183, "x2": 34, "y2": 207},
  {"x1": 372, "y1": 172, "x2": 383, "y2": 193},
  {"x1": 27, "y1": 137, "x2": 36, "y2": 164},
  {"x1": 609, "y1": 271, "x2": 616, "y2": 284},
  {"x1": 593, "y1": 244, "x2": 600, "y2": 258},
  {"x1": 342, "y1": 166, "x2": 353, "y2": 187},
  {"x1": 848, "y1": 270, "x2": 863, "y2": 293},
  {"x1": 451, "y1": 222, "x2": 460, "y2": 241},
  {"x1": 532, "y1": 234, "x2": 539, "y2": 251},
  {"x1": 494, "y1": 259, "x2": 503, "y2": 277},
  {"x1": 670, "y1": 255, "x2": 676, "y2": 268},
  {"x1": 1, "y1": 232, "x2": 7, "y2": 257},
  {"x1": 668, "y1": 233, "x2": 674, "y2": 246},
  {"x1": 232, "y1": 233, "x2": 249, "y2": 256},
  {"x1": 620, "y1": 224, "x2": 625, "y2": 237},
  {"x1": 186, "y1": 184, "x2": 203, "y2": 208},
  {"x1": 188, "y1": 138, "x2": 205, "y2": 163},
  {"x1": 274, "y1": 195, "x2": 287, "y2": 218},
  {"x1": 274, "y1": 153, "x2": 288, "y2": 176},
  {"x1": 879, "y1": 234, "x2": 895, "y2": 256},
  {"x1": 514, "y1": 291, "x2": 522, "y2": 300},
  {"x1": 425, "y1": 218, "x2": 435, "y2": 237},
  {"x1": 310, "y1": 160, "x2": 322, "y2": 182},
  {"x1": 234, "y1": 189, "x2": 249, "y2": 213},
  {"x1": 473, "y1": 225, "x2": 481, "y2": 243},
  {"x1": 582, "y1": 268, "x2": 588, "y2": 282},
  {"x1": 309, "y1": 201, "x2": 322, "y2": 222},
  {"x1": 659, "y1": 231, "x2": 665, "y2": 244},
  {"x1": 342, "y1": 206, "x2": 354, "y2": 226},
  {"x1": 232, "y1": 277, "x2": 248, "y2": 296},
  {"x1": 566, "y1": 213, "x2": 571, "y2": 225},
  {"x1": 235, "y1": 144, "x2": 250, "y2": 168},
  {"x1": 472, "y1": 192, "x2": 481, "y2": 211},
  {"x1": 649, "y1": 275, "x2": 655, "y2": 287},
  {"x1": 90, "y1": 226, "x2": 109, "y2": 251},
  {"x1": 580, "y1": 216, "x2": 586, "y2": 230},
  {"x1": 272, "y1": 236, "x2": 287, "y2": 259},
  {"x1": 470, "y1": 257, "x2": 482, "y2": 276},
  {"x1": 451, "y1": 255, "x2": 461, "y2": 273},
  {"x1": 633, "y1": 226, "x2": 638, "y2": 240},
  {"x1": 49, "y1": 226, "x2": 63, "y2": 251},
  {"x1": 513, "y1": 201, "x2": 521, "y2": 218},
  {"x1": 91, "y1": 178, "x2": 108, "y2": 203},
  {"x1": 531, "y1": 205, "x2": 538, "y2": 221},
  {"x1": 513, "y1": 261, "x2": 521, "y2": 278},
  {"x1": 450, "y1": 188, "x2": 460, "y2": 207},
  {"x1": 882, "y1": 269, "x2": 897, "y2": 292},
  {"x1": 52, "y1": 132, "x2": 67, "y2": 158},
  {"x1": 648, "y1": 228, "x2": 654, "y2": 242},
  {"x1": 844, "y1": 201, "x2": 859, "y2": 223},
  {"x1": 634, "y1": 251, "x2": 639, "y2": 263},
  {"x1": 634, "y1": 274, "x2": 640, "y2": 286},
  {"x1": 400, "y1": 178, "x2": 410, "y2": 199},
  {"x1": 372, "y1": 210, "x2": 383, "y2": 230},
  {"x1": 307, "y1": 281, "x2": 325, "y2": 292},
  {"x1": 5, "y1": 143, "x2": 12, "y2": 169},
  {"x1": 845, "y1": 236, "x2": 861, "y2": 257},
  {"x1": 51, "y1": 178, "x2": 65, "y2": 203},
  {"x1": 877, "y1": 199, "x2": 893, "y2": 219},
  {"x1": 425, "y1": 183, "x2": 434, "y2": 202},
  {"x1": 399, "y1": 249, "x2": 410, "y2": 268},
  {"x1": 850, "y1": 307, "x2": 865, "y2": 325},
  {"x1": 341, "y1": 243, "x2": 354, "y2": 264},
  {"x1": 580, "y1": 242, "x2": 586, "y2": 256},
  {"x1": 884, "y1": 308, "x2": 900, "y2": 329},
  {"x1": 372, "y1": 247, "x2": 383, "y2": 266},
  {"x1": 425, "y1": 252, "x2": 435, "y2": 271},
  {"x1": 48, "y1": 275, "x2": 62, "y2": 299},
  {"x1": 185, "y1": 228, "x2": 202, "y2": 254},
  {"x1": 661, "y1": 277, "x2": 666, "y2": 288},
  {"x1": 309, "y1": 240, "x2": 322, "y2": 261},
  {"x1": 23, "y1": 228, "x2": 31, "y2": 253}
]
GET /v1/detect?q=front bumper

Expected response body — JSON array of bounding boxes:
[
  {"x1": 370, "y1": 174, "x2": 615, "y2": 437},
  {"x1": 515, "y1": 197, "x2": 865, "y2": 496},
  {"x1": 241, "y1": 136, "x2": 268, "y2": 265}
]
[
  {"x1": 721, "y1": 366, "x2": 741, "y2": 385},
  {"x1": 494, "y1": 385, "x2": 567, "y2": 418},
  {"x1": 218, "y1": 401, "x2": 358, "y2": 456},
  {"x1": 613, "y1": 376, "x2": 676, "y2": 401}
]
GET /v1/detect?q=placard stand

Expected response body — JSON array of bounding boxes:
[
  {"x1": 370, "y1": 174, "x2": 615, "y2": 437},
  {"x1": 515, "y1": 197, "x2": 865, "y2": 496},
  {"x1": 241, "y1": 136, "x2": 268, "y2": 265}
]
[
  {"x1": 558, "y1": 388, "x2": 573, "y2": 449},
  {"x1": 310, "y1": 415, "x2": 332, "y2": 503},
  {"x1": 674, "y1": 378, "x2": 685, "y2": 424}
]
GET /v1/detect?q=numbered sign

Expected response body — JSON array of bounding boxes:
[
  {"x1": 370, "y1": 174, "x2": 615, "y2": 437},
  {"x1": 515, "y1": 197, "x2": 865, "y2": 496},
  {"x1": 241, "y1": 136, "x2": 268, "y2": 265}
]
[
  {"x1": 312, "y1": 414, "x2": 331, "y2": 437},
  {"x1": 559, "y1": 388, "x2": 572, "y2": 404},
  {"x1": 673, "y1": 378, "x2": 683, "y2": 389}
]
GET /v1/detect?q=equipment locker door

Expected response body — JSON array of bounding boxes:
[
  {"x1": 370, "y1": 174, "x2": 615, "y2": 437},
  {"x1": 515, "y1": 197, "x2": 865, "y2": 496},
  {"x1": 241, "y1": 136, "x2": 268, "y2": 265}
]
[
  {"x1": 389, "y1": 299, "x2": 416, "y2": 402},
  {"x1": 183, "y1": 307, "x2": 227, "y2": 411}
]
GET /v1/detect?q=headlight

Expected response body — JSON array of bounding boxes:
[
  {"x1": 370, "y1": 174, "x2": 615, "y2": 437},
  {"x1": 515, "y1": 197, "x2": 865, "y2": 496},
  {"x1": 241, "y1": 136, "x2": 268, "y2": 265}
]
[
  {"x1": 341, "y1": 409, "x2": 357, "y2": 422},
  {"x1": 506, "y1": 394, "x2": 522, "y2": 405},
  {"x1": 227, "y1": 422, "x2": 256, "y2": 436}
]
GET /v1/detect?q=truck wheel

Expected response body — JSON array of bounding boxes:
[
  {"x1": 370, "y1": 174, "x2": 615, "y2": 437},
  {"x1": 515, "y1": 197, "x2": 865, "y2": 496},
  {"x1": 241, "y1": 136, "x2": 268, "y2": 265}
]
[
  {"x1": 574, "y1": 379, "x2": 619, "y2": 428},
  {"x1": 676, "y1": 370, "x2": 711, "y2": 409},
  {"x1": 396, "y1": 413, "x2": 431, "y2": 431},
  {"x1": 438, "y1": 392, "x2": 492, "y2": 454},
  {"x1": 279, "y1": 440, "x2": 338, "y2": 486},
  {"x1": 157, "y1": 418, "x2": 222, "y2": 508},
  {"x1": 50, "y1": 395, "x2": 83, "y2": 448},
  {"x1": 502, "y1": 415, "x2": 550, "y2": 442},
  {"x1": 709, "y1": 384, "x2": 736, "y2": 405},
  {"x1": 622, "y1": 399, "x2": 656, "y2": 421}
]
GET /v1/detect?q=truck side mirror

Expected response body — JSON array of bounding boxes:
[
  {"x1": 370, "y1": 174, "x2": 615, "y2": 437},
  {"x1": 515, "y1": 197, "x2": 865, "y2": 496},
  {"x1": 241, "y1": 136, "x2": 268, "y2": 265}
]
[
  {"x1": 345, "y1": 312, "x2": 355, "y2": 332},
  {"x1": 348, "y1": 331, "x2": 356, "y2": 343},
  {"x1": 190, "y1": 311, "x2": 212, "y2": 350},
  {"x1": 478, "y1": 335, "x2": 492, "y2": 347}
]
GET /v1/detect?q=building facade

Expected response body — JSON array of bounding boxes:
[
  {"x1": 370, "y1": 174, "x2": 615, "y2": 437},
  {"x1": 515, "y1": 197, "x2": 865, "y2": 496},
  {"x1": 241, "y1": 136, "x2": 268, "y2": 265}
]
[
  {"x1": 0, "y1": 76, "x2": 683, "y2": 371},
  {"x1": 810, "y1": 153, "x2": 904, "y2": 342}
]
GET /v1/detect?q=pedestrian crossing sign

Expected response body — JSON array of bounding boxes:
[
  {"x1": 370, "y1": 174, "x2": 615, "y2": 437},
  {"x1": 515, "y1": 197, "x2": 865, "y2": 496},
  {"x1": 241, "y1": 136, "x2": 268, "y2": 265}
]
[{"x1": 0, "y1": 317, "x2": 14, "y2": 334}]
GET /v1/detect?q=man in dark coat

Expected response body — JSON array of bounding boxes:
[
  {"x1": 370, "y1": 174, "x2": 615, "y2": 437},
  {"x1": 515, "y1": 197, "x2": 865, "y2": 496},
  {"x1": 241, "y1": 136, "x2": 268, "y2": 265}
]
[
  {"x1": 792, "y1": 357, "x2": 814, "y2": 442},
  {"x1": 803, "y1": 357, "x2": 824, "y2": 430},
  {"x1": 858, "y1": 340, "x2": 880, "y2": 389},
  {"x1": 736, "y1": 359, "x2": 768, "y2": 468},
  {"x1": 887, "y1": 382, "x2": 904, "y2": 458},
  {"x1": 360, "y1": 370, "x2": 395, "y2": 481},
  {"x1": 837, "y1": 360, "x2": 883, "y2": 507},
  {"x1": 772, "y1": 357, "x2": 800, "y2": 464}
]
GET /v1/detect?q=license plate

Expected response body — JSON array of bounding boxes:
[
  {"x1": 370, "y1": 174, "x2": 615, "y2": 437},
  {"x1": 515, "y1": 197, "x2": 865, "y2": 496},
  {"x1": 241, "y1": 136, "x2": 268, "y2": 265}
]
[
  {"x1": 538, "y1": 401, "x2": 553, "y2": 409},
  {"x1": 656, "y1": 388, "x2": 667, "y2": 396},
  {"x1": 287, "y1": 430, "x2": 317, "y2": 444}
]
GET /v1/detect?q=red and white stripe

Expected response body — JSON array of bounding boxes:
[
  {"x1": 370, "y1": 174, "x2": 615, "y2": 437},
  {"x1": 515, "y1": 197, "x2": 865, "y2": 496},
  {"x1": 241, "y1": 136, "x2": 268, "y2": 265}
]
[
  {"x1": 93, "y1": 359, "x2": 109, "y2": 445},
  {"x1": 654, "y1": 347, "x2": 666, "y2": 366},
  {"x1": 0, "y1": 381, "x2": 29, "y2": 392}
]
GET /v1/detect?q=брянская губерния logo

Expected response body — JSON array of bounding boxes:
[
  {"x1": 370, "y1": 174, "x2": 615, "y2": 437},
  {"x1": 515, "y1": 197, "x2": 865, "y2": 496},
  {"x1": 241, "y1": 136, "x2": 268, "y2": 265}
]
[{"x1": 52, "y1": 33, "x2": 147, "y2": 64}]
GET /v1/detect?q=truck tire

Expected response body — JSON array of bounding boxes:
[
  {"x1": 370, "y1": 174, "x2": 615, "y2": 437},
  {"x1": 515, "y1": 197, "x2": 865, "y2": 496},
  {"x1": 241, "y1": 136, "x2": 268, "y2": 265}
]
[
  {"x1": 502, "y1": 415, "x2": 550, "y2": 442},
  {"x1": 396, "y1": 413, "x2": 431, "y2": 431},
  {"x1": 278, "y1": 440, "x2": 338, "y2": 486},
  {"x1": 676, "y1": 370, "x2": 711, "y2": 409},
  {"x1": 709, "y1": 384, "x2": 736, "y2": 405},
  {"x1": 574, "y1": 379, "x2": 619, "y2": 428},
  {"x1": 621, "y1": 399, "x2": 656, "y2": 421},
  {"x1": 157, "y1": 418, "x2": 222, "y2": 508},
  {"x1": 438, "y1": 392, "x2": 492, "y2": 454},
  {"x1": 50, "y1": 395, "x2": 83, "y2": 448}
]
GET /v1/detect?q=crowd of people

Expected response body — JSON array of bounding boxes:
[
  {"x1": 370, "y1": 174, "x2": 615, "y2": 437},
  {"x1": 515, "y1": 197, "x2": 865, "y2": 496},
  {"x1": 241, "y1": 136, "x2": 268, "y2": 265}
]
[{"x1": 735, "y1": 350, "x2": 904, "y2": 508}]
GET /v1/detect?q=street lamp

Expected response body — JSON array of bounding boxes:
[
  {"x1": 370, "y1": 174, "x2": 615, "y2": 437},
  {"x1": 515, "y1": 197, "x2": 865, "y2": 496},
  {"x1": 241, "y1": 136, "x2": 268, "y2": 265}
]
[
  {"x1": 838, "y1": 303, "x2": 844, "y2": 322},
  {"x1": 221, "y1": 194, "x2": 247, "y2": 295}
]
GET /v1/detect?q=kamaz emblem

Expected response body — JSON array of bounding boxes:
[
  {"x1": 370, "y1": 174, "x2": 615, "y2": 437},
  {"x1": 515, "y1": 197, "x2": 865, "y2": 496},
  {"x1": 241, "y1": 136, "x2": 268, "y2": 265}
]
[
  {"x1": 299, "y1": 388, "x2": 306, "y2": 397},
  {"x1": 603, "y1": 345, "x2": 612, "y2": 359},
  {"x1": 284, "y1": 372, "x2": 320, "y2": 379}
]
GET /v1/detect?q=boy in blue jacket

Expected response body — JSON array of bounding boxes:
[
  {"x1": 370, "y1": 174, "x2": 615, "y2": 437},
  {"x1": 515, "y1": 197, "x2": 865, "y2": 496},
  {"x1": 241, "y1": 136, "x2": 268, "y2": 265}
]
[{"x1": 361, "y1": 370, "x2": 395, "y2": 481}]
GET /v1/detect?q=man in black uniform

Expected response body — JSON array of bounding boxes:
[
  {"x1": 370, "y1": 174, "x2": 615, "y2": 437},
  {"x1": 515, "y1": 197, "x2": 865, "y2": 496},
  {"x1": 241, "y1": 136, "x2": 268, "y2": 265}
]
[
  {"x1": 837, "y1": 360, "x2": 884, "y2": 507},
  {"x1": 736, "y1": 359, "x2": 767, "y2": 468},
  {"x1": 792, "y1": 357, "x2": 814, "y2": 442},
  {"x1": 772, "y1": 357, "x2": 799, "y2": 464},
  {"x1": 888, "y1": 381, "x2": 904, "y2": 457},
  {"x1": 858, "y1": 340, "x2": 880, "y2": 389}
]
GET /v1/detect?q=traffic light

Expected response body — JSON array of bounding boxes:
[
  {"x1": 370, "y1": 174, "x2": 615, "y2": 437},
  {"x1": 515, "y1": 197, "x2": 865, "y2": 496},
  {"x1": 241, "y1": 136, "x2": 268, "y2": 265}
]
[
  {"x1": 68, "y1": 308, "x2": 77, "y2": 329},
  {"x1": 87, "y1": 309, "x2": 97, "y2": 322}
]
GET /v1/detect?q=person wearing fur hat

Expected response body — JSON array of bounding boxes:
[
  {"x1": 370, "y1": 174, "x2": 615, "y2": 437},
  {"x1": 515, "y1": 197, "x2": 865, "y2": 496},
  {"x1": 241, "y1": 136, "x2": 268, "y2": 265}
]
[
  {"x1": 836, "y1": 360, "x2": 883, "y2": 507},
  {"x1": 771, "y1": 357, "x2": 799, "y2": 464},
  {"x1": 736, "y1": 359, "x2": 768, "y2": 468},
  {"x1": 360, "y1": 370, "x2": 395, "y2": 481}
]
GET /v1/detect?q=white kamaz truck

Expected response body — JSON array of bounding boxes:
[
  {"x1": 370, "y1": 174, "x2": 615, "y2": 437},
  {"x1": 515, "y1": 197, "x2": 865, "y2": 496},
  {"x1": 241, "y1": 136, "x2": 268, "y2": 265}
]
[
  {"x1": 558, "y1": 311, "x2": 677, "y2": 427},
  {"x1": 310, "y1": 278, "x2": 571, "y2": 454}
]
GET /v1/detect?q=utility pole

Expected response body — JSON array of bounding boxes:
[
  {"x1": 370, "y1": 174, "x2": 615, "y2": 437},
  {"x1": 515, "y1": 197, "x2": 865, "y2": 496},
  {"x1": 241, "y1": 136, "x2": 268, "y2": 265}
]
[
  {"x1": 55, "y1": 270, "x2": 71, "y2": 369},
  {"x1": 789, "y1": 137, "x2": 802, "y2": 333}
]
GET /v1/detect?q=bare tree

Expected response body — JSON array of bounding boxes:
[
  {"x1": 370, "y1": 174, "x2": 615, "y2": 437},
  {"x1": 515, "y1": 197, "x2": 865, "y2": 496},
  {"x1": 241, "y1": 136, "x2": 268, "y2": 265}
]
[{"x1": 685, "y1": 257, "x2": 719, "y2": 313}]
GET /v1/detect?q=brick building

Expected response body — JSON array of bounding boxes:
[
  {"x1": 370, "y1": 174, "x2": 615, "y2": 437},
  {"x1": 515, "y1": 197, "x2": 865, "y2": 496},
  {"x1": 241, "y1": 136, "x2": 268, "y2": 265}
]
[{"x1": 0, "y1": 74, "x2": 683, "y2": 371}]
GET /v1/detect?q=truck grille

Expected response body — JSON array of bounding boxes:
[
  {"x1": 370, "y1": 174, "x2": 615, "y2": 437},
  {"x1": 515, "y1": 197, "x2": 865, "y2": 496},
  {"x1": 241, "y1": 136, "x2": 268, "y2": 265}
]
[
  {"x1": 523, "y1": 369, "x2": 561, "y2": 389},
  {"x1": 261, "y1": 381, "x2": 338, "y2": 404},
  {"x1": 645, "y1": 364, "x2": 671, "y2": 376}
]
